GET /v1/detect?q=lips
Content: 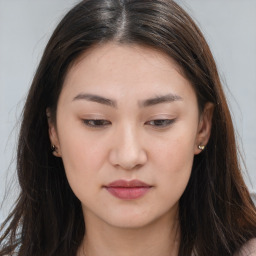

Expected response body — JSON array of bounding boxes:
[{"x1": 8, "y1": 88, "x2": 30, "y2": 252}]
[{"x1": 104, "y1": 179, "x2": 152, "y2": 200}]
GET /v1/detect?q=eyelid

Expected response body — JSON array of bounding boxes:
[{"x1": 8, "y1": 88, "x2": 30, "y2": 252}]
[{"x1": 80, "y1": 113, "x2": 107, "y2": 119}]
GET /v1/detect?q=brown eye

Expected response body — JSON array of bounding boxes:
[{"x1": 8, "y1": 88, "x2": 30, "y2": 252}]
[
  {"x1": 146, "y1": 119, "x2": 175, "y2": 127},
  {"x1": 83, "y1": 119, "x2": 111, "y2": 128}
]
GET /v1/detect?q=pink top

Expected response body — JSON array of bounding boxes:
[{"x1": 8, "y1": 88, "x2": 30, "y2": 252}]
[{"x1": 234, "y1": 238, "x2": 256, "y2": 256}]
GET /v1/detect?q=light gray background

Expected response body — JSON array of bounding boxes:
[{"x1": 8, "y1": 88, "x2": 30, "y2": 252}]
[{"x1": 0, "y1": 0, "x2": 256, "y2": 224}]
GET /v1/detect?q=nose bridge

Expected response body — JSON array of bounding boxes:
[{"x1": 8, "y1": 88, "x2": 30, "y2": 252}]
[{"x1": 109, "y1": 121, "x2": 147, "y2": 169}]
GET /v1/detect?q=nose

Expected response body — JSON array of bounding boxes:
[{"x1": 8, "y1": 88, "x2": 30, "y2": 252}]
[{"x1": 109, "y1": 124, "x2": 147, "y2": 170}]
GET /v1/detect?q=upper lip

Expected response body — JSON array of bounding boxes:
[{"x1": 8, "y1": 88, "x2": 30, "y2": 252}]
[{"x1": 105, "y1": 179, "x2": 152, "y2": 188}]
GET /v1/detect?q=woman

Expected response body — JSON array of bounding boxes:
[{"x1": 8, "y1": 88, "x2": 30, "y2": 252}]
[{"x1": 0, "y1": 0, "x2": 256, "y2": 255}]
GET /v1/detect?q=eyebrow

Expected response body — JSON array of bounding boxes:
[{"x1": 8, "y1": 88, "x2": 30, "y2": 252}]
[
  {"x1": 73, "y1": 93, "x2": 117, "y2": 108},
  {"x1": 139, "y1": 93, "x2": 183, "y2": 107},
  {"x1": 72, "y1": 93, "x2": 183, "y2": 108}
]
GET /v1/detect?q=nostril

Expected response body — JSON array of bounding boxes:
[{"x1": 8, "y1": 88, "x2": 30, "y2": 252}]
[{"x1": 108, "y1": 145, "x2": 147, "y2": 170}]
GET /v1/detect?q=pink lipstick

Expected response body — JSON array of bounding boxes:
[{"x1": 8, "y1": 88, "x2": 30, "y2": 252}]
[{"x1": 104, "y1": 179, "x2": 152, "y2": 200}]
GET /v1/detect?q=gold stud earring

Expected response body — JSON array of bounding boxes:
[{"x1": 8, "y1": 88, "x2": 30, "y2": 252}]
[
  {"x1": 51, "y1": 145, "x2": 57, "y2": 152},
  {"x1": 198, "y1": 145, "x2": 205, "y2": 150}
]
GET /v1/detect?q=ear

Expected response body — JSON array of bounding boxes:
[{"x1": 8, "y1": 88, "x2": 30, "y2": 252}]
[
  {"x1": 194, "y1": 102, "x2": 214, "y2": 155},
  {"x1": 46, "y1": 108, "x2": 62, "y2": 157}
]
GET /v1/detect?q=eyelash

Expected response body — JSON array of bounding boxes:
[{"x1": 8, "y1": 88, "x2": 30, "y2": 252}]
[
  {"x1": 82, "y1": 119, "x2": 175, "y2": 128},
  {"x1": 83, "y1": 119, "x2": 111, "y2": 128},
  {"x1": 145, "y1": 119, "x2": 175, "y2": 127}
]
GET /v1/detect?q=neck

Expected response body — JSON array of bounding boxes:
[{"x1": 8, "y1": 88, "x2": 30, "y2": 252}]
[{"x1": 78, "y1": 209, "x2": 180, "y2": 256}]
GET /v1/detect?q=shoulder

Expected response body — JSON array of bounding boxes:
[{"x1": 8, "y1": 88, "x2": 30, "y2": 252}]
[{"x1": 234, "y1": 238, "x2": 256, "y2": 256}]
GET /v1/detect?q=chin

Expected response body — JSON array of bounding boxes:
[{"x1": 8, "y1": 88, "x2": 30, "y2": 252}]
[
  {"x1": 101, "y1": 208, "x2": 169, "y2": 230},
  {"x1": 107, "y1": 216, "x2": 155, "y2": 229}
]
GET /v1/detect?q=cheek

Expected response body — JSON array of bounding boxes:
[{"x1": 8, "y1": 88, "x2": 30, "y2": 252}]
[
  {"x1": 152, "y1": 127, "x2": 196, "y2": 170},
  {"x1": 150, "y1": 131, "x2": 196, "y2": 202},
  {"x1": 57, "y1": 115, "x2": 105, "y2": 167},
  {"x1": 56, "y1": 122, "x2": 108, "y2": 195},
  {"x1": 155, "y1": 140, "x2": 194, "y2": 180}
]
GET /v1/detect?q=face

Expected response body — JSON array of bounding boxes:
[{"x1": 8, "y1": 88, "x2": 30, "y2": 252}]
[{"x1": 48, "y1": 42, "x2": 213, "y2": 229}]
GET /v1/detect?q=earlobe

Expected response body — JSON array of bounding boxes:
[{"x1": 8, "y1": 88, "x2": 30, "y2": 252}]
[
  {"x1": 46, "y1": 108, "x2": 62, "y2": 157},
  {"x1": 194, "y1": 102, "x2": 214, "y2": 155}
]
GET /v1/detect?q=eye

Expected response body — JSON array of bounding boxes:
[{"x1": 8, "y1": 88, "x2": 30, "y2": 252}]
[
  {"x1": 83, "y1": 119, "x2": 111, "y2": 128},
  {"x1": 145, "y1": 119, "x2": 175, "y2": 128}
]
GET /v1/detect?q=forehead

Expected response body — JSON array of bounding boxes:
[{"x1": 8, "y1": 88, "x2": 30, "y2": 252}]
[
  {"x1": 60, "y1": 42, "x2": 196, "y2": 103},
  {"x1": 68, "y1": 42, "x2": 183, "y2": 81}
]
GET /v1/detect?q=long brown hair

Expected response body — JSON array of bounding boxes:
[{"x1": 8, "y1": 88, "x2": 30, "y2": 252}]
[{"x1": 1, "y1": 0, "x2": 256, "y2": 255}]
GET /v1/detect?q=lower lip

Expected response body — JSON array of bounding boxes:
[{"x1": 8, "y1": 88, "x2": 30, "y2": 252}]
[{"x1": 105, "y1": 187, "x2": 152, "y2": 200}]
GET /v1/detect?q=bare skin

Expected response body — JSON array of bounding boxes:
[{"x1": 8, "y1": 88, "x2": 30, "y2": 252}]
[{"x1": 48, "y1": 42, "x2": 213, "y2": 256}]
